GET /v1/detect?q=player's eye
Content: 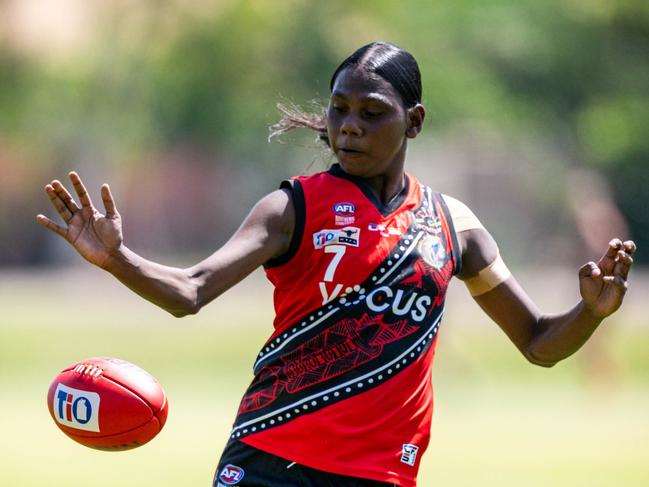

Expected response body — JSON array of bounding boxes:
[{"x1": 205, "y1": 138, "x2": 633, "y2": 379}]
[{"x1": 363, "y1": 101, "x2": 389, "y2": 118}]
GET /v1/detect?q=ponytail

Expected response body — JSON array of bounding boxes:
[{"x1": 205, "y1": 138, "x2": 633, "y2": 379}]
[{"x1": 268, "y1": 101, "x2": 330, "y2": 147}]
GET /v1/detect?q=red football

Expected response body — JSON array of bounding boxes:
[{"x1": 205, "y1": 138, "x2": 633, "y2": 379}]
[{"x1": 47, "y1": 357, "x2": 168, "y2": 451}]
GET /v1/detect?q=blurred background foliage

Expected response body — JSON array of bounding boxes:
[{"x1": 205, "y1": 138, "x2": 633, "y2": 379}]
[
  {"x1": 0, "y1": 0, "x2": 647, "y2": 266},
  {"x1": 2, "y1": 3, "x2": 648, "y2": 486}
]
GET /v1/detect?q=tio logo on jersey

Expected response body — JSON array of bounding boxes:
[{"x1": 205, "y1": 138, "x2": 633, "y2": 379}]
[
  {"x1": 313, "y1": 227, "x2": 360, "y2": 249},
  {"x1": 53, "y1": 383, "x2": 101, "y2": 432}
]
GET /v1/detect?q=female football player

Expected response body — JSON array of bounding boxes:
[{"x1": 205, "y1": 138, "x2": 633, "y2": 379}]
[{"x1": 37, "y1": 42, "x2": 636, "y2": 487}]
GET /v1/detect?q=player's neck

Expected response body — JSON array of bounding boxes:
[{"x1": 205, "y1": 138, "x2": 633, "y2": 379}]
[{"x1": 364, "y1": 173, "x2": 407, "y2": 206}]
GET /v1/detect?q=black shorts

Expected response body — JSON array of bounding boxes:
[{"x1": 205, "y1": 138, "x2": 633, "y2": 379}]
[{"x1": 214, "y1": 439, "x2": 396, "y2": 487}]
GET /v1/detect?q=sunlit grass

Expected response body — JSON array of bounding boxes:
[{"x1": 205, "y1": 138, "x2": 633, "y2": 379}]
[{"x1": 1, "y1": 270, "x2": 648, "y2": 486}]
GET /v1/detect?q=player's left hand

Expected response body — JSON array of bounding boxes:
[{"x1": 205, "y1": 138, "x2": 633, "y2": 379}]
[{"x1": 578, "y1": 239, "x2": 636, "y2": 318}]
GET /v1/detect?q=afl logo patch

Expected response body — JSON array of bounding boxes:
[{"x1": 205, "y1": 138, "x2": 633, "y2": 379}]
[
  {"x1": 218, "y1": 464, "x2": 245, "y2": 485},
  {"x1": 333, "y1": 202, "x2": 355, "y2": 225}
]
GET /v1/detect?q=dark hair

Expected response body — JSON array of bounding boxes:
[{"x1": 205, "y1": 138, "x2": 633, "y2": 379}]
[
  {"x1": 330, "y1": 41, "x2": 422, "y2": 108},
  {"x1": 269, "y1": 41, "x2": 421, "y2": 145}
]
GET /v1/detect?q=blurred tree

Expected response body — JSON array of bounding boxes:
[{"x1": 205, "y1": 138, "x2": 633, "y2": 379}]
[
  {"x1": 470, "y1": 2, "x2": 649, "y2": 260},
  {"x1": 1, "y1": 0, "x2": 647, "y2": 265}
]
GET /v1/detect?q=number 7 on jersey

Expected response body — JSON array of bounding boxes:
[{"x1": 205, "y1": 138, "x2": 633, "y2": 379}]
[{"x1": 319, "y1": 244, "x2": 346, "y2": 304}]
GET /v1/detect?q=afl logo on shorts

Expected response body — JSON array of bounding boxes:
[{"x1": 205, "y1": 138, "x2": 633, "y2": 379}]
[{"x1": 218, "y1": 464, "x2": 245, "y2": 485}]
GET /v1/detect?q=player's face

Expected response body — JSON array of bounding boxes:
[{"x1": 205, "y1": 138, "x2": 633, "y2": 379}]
[{"x1": 326, "y1": 67, "x2": 411, "y2": 179}]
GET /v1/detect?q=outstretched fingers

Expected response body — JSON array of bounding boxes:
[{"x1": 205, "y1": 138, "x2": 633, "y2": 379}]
[
  {"x1": 101, "y1": 184, "x2": 118, "y2": 218},
  {"x1": 36, "y1": 213, "x2": 67, "y2": 238},
  {"x1": 69, "y1": 171, "x2": 94, "y2": 209},
  {"x1": 45, "y1": 183, "x2": 74, "y2": 223},
  {"x1": 52, "y1": 179, "x2": 79, "y2": 211}
]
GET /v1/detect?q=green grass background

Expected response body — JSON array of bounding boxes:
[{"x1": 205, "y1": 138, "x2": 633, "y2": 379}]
[{"x1": 1, "y1": 268, "x2": 648, "y2": 486}]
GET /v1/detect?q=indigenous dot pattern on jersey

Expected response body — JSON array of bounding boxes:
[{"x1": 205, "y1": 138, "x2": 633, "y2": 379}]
[{"x1": 233, "y1": 176, "x2": 458, "y2": 440}]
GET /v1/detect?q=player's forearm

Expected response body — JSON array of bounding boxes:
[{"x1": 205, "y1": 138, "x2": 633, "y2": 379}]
[
  {"x1": 525, "y1": 301, "x2": 603, "y2": 366},
  {"x1": 103, "y1": 245, "x2": 199, "y2": 317}
]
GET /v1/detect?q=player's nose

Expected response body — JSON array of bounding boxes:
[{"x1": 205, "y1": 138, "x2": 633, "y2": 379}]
[{"x1": 340, "y1": 115, "x2": 363, "y2": 137}]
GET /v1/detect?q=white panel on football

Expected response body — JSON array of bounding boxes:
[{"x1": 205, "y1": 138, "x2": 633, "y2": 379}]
[{"x1": 52, "y1": 383, "x2": 101, "y2": 432}]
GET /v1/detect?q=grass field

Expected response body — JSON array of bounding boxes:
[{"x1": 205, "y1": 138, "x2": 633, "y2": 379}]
[{"x1": 1, "y1": 268, "x2": 648, "y2": 486}]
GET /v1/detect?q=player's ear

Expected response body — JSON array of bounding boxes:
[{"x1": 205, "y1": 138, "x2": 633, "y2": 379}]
[{"x1": 406, "y1": 104, "x2": 425, "y2": 139}]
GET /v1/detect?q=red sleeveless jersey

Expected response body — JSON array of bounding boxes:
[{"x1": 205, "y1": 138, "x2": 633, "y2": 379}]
[{"x1": 232, "y1": 165, "x2": 460, "y2": 486}]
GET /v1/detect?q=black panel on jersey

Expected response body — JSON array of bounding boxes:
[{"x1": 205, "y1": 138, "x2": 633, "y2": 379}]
[
  {"x1": 264, "y1": 179, "x2": 306, "y2": 269},
  {"x1": 434, "y1": 192, "x2": 463, "y2": 276},
  {"x1": 327, "y1": 164, "x2": 410, "y2": 217}
]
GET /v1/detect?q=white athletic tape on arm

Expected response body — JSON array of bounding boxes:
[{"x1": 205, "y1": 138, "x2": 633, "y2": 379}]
[
  {"x1": 464, "y1": 254, "x2": 511, "y2": 296},
  {"x1": 442, "y1": 194, "x2": 508, "y2": 294},
  {"x1": 442, "y1": 194, "x2": 483, "y2": 232}
]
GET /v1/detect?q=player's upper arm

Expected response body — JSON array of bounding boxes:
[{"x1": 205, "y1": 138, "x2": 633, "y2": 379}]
[
  {"x1": 443, "y1": 194, "x2": 509, "y2": 294},
  {"x1": 186, "y1": 188, "x2": 295, "y2": 309},
  {"x1": 225, "y1": 187, "x2": 296, "y2": 263}
]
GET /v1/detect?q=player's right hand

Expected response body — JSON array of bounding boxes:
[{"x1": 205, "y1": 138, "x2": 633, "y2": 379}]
[{"x1": 37, "y1": 171, "x2": 123, "y2": 269}]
